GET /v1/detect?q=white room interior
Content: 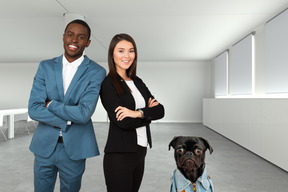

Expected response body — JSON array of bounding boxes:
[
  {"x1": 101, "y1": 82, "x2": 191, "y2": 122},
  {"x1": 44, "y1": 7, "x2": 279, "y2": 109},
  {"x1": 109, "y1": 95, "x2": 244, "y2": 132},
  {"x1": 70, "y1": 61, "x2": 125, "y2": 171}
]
[{"x1": 1, "y1": 1, "x2": 288, "y2": 190}]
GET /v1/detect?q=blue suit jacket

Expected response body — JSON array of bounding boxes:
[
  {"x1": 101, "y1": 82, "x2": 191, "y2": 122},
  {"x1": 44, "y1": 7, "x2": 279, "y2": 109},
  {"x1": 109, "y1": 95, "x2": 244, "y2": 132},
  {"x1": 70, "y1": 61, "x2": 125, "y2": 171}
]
[{"x1": 28, "y1": 55, "x2": 106, "y2": 160}]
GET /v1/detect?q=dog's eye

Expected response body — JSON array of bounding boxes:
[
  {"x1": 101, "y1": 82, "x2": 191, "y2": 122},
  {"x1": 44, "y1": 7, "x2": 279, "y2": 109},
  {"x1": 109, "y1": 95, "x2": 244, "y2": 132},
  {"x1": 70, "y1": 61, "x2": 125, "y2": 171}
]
[
  {"x1": 177, "y1": 148, "x2": 184, "y2": 154},
  {"x1": 194, "y1": 148, "x2": 202, "y2": 155}
]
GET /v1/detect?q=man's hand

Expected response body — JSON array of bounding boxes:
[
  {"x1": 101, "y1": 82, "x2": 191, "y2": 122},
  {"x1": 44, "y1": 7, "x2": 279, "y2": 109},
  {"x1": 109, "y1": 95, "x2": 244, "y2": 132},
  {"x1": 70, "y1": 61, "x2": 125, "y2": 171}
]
[{"x1": 45, "y1": 101, "x2": 51, "y2": 108}]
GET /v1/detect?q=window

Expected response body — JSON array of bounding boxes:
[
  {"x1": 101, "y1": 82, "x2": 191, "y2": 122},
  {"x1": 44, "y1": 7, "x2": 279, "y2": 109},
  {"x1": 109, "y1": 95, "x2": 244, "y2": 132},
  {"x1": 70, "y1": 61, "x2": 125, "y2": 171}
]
[
  {"x1": 265, "y1": 9, "x2": 288, "y2": 94},
  {"x1": 214, "y1": 51, "x2": 228, "y2": 97},
  {"x1": 230, "y1": 34, "x2": 255, "y2": 95}
]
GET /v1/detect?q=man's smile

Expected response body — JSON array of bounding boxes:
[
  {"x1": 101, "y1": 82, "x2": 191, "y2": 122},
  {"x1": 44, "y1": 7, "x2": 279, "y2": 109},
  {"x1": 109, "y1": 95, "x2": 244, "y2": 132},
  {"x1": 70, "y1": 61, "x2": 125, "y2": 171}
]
[{"x1": 69, "y1": 44, "x2": 78, "y2": 50}]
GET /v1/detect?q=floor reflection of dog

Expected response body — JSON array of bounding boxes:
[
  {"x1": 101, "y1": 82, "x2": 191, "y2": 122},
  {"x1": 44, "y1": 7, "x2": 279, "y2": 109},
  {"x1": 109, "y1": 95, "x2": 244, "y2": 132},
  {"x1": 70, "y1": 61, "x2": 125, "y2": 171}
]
[{"x1": 169, "y1": 136, "x2": 214, "y2": 192}]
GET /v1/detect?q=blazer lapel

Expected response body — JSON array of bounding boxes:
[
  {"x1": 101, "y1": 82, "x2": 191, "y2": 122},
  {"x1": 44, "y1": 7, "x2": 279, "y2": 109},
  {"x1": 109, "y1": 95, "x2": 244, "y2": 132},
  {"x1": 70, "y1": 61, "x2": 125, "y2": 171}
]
[
  {"x1": 54, "y1": 55, "x2": 64, "y2": 101},
  {"x1": 63, "y1": 56, "x2": 89, "y2": 103}
]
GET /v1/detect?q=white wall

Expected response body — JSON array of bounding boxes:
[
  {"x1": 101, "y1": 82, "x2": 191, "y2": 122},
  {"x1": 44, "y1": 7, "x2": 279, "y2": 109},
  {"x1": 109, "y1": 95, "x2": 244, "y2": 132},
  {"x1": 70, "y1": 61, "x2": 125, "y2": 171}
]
[
  {"x1": 203, "y1": 98, "x2": 288, "y2": 171},
  {"x1": 204, "y1": 20, "x2": 288, "y2": 171},
  {"x1": 0, "y1": 63, "x2": 38, "y2": 109},
  {"x1": 0, "y1": 60, "x2": 212, "y2": 123},
  {"x1": 137, "y1": 61, "x2": 212, "y2": 122}
]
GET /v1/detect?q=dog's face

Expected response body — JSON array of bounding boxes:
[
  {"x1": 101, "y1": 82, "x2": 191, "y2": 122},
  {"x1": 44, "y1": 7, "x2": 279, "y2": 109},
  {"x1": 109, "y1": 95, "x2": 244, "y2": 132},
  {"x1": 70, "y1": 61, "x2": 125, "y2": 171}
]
[{"x1": 169, "y1": 136, "x2": 213, "y2": 183}]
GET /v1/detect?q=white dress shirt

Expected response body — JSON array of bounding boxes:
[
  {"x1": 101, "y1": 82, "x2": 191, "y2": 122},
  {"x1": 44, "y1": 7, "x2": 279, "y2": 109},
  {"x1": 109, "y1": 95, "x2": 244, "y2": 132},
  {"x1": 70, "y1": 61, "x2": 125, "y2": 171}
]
[
  {"x1": 58, "y1": 54, "x2": 84, "y2": 134},
  {"x1": 62, "y1": 55, "x2": 84, "y2": 95}
]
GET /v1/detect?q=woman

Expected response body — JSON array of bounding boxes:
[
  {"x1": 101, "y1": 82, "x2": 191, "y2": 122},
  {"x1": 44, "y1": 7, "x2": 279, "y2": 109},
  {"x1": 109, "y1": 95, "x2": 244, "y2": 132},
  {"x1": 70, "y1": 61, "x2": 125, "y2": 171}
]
[{"x1": 100, "y1": 33, "x2": 165, "y2": 192}]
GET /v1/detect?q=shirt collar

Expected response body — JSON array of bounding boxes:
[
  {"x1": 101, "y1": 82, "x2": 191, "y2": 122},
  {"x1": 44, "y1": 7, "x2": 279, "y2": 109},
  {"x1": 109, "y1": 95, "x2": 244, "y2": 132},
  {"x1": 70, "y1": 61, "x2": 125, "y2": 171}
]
[
  {"x1": 62, "y1": 54, "x2": 84, "y2": 68},
  {"x1": 172, "y1": 164, "x2": 212, "y2": 191}
]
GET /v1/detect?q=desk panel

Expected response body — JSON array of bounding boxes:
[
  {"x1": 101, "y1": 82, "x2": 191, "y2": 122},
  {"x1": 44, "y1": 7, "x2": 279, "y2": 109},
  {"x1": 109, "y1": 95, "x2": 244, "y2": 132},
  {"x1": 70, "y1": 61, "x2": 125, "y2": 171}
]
[{"x1": 0, "y1": 108, "x2": 28, "y2": 139}]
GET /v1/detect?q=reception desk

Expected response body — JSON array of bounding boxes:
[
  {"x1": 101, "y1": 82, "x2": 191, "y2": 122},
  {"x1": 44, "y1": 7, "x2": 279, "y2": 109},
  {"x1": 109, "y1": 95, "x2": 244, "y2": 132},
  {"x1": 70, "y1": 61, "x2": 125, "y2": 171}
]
[{"x1": 0, "y1": 108, "x2": 28, "y2": 139}]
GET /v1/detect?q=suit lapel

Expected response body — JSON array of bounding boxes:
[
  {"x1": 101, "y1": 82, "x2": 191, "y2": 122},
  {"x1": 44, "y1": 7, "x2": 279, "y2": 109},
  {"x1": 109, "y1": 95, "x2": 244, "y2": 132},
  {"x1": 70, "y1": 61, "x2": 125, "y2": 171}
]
[
  {"x1": 63, "y1": 56, "x2": 89, "y2": 103},
  {"x1": 54, "y1": 56, "x2": 64, "y2": 101}
]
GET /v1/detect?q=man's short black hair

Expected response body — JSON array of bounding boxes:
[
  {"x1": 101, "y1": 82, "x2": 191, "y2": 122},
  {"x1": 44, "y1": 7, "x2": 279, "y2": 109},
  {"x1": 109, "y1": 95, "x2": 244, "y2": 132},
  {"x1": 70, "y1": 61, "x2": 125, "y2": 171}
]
[{"x1": 64, "y1": 19, "x2": 91, "y2": 40}]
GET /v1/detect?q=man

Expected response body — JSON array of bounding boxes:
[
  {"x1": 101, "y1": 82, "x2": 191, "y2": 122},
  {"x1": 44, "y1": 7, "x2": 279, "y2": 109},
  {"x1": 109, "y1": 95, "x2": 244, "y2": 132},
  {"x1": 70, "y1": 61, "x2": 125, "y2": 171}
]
[{"x1": 28, "y1": 19, "x2": 106, "y2": 192}]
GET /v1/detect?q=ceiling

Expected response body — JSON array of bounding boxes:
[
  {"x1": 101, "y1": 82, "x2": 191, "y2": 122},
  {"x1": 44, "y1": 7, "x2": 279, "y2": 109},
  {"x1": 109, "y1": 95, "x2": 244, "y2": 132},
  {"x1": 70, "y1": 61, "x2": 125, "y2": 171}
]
[{"x1": 1, "y1": 0, "x2": 288, "y2": 63}]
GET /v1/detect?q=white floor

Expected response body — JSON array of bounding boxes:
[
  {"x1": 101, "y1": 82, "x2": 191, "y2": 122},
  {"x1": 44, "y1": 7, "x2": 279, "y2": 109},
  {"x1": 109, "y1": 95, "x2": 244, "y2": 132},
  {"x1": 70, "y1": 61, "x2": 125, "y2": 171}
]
[{"x1": 1, "y1": 122, "x2": 288, "y2": 192}]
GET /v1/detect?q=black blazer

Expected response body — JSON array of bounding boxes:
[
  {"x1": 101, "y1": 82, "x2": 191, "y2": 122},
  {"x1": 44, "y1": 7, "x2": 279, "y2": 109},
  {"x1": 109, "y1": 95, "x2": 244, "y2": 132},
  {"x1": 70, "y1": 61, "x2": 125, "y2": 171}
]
[{"x1": 100, "y1": 75, "x2": 165, "y2": 153}]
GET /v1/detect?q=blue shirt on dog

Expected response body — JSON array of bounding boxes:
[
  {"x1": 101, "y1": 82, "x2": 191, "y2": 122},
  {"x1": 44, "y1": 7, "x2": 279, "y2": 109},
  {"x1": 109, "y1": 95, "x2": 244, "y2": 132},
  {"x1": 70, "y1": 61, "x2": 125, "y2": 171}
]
[{"x1": 170, "y1": 166, "x2": 214, "y2": 192}]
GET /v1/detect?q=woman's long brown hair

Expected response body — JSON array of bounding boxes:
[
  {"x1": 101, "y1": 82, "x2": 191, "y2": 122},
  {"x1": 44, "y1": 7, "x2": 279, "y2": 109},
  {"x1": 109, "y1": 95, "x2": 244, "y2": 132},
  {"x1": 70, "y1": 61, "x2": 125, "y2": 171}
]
[{"x1": 108, "y1": 33, "x2": 138, "y2": 95}]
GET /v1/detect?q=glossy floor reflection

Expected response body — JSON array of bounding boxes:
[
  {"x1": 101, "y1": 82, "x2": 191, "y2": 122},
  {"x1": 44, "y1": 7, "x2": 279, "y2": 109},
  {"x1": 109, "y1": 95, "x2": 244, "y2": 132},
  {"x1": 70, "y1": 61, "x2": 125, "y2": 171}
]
[{"x1": 0, "y1": 122, "x2": 288, "y2": 192}]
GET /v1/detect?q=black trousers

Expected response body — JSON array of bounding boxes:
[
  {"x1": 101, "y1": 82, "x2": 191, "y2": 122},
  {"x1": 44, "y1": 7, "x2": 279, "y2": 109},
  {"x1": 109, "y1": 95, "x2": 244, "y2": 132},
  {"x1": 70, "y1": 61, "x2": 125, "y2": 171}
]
[{"x1": 103, "y1": 146, "x2": 147, "y2": 192}]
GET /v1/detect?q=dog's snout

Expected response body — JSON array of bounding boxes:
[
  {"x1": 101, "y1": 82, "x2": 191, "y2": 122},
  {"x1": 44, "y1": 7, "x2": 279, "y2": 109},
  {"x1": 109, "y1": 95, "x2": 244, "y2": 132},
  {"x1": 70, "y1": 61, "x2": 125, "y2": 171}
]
[{"x1": 186, "y1": 151, "x2": 193, "y2": 157}]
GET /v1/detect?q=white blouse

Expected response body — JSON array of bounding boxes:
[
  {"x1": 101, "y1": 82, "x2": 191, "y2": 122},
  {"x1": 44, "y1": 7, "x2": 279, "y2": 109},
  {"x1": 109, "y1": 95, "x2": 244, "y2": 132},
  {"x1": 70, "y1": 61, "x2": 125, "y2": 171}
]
[{"x1": 125, "y1": 80, "x2": 148, "y2": 147}]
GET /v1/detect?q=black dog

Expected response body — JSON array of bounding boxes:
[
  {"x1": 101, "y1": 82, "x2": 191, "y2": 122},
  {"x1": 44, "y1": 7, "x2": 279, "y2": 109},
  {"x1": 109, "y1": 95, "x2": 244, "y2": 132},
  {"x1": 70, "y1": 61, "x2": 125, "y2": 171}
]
[{"x1": 169, "y1": 136, "x2": 214, "y2": 192}]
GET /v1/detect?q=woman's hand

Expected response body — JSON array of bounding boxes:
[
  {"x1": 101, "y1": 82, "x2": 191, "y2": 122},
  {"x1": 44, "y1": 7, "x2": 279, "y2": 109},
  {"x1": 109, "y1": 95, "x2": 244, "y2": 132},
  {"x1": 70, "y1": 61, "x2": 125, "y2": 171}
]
[
  {"x1": 115, "y1": 106, "x2": 142, "y2": 121},
  {"x1": 148, "y1": 98, "x2": 159, "y2": 108},
  {"x1": 115, "y1": 98, "x2": 158, "y2": 121}
]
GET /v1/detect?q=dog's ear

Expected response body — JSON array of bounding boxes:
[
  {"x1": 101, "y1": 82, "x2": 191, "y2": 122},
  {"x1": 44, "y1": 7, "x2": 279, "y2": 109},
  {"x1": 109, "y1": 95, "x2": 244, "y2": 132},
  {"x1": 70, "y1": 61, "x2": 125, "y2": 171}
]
[
  {"x1": 199, "y1": 137, "x2": 213, "y2": 154},
  {"x1": 168, "y1": 136, "x2": 180, "y2": 151}
]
